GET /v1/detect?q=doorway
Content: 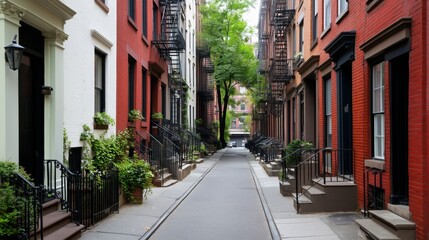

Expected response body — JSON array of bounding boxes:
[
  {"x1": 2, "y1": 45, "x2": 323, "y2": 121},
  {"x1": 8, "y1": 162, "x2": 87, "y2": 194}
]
[
  {"x1": 390, "y1": 53, "x2": 409, "y2": 205},
  {"x1": 337, "y1": 62, "x2": 353, "y2": 176},
  {"x1": 18, "y1": 23, "x2": 45, "y2": 185}
]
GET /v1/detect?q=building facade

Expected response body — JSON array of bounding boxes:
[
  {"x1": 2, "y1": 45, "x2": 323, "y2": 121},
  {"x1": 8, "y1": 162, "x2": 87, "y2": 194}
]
[
  {"x1": 63, "y1": 0, "x2": 117, "y2": 156},
  {"x1": 256, "y1": 0, "x2": 429, "y2": 239},
  {"x1": 0, "y1": 0, "x2": 75, "y2": 184}
]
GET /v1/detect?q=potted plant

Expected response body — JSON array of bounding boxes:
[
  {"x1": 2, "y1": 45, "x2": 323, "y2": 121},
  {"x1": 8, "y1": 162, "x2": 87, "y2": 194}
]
[
  {"x1": 128, "y1": 109, "x2": 144, "y2": 122},
  {"x1": 151, "y1": 112, "x2": 163, "y2": 120},
  {"x1": 116, "y1": 156, "x2": 153, "y2": 204},
  {"x1": 93, "y1": 112, "x2": 115, "y2": 130}
]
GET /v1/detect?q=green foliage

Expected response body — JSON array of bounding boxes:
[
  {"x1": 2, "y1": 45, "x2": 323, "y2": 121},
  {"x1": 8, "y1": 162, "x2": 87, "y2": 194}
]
[
  {"x1": 284, "y1": 140, "x2": 314, "y2": 166},
  {"x1": 116, "y1": 156, "x2": 153, "y2": 202},
  {"x1": 128, "y1": 109, "x2": 143, "y2": 121},
  {"x1": 0, "y1": 162, "x2": 33, "y2": 238},
  {"x1": 151, "y1": 112, "x2": 163, "y2": 119},
  {"x1": 94, "y1": 112, "x2": 115, "y2": 126},
  {"x1": 63, "y1": 128, "x2": 71, "y2": 166},
  {"x1": 195, "y1": 118, "x2": 204, "y2": 126},
  {"x1": 199, "y1": 144, "x2": 208, "y2": 156},
  {"x1": 201, "y1": 0, "x2": 257, "y2": 147}
]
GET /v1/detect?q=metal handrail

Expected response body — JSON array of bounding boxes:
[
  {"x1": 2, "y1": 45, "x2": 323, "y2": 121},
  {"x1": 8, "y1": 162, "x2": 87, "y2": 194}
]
[{"x1": 12, "y1": 173, "x2": 44, "y2": 240}]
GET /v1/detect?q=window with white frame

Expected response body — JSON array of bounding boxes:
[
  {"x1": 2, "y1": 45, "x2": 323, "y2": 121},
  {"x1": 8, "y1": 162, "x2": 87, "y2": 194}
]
[
  {"x1": 325, "y1": 78, "x2": 332, "y2": 147},
  {"x1": 372, "y1": 62, "x2": 385, "y2": 159},
  {"x1": 338, "y1": 0, "x2": 348, "y2": 16},
  {"x1": 323, "y1": 0, "x2": 331, "y2": 31}
]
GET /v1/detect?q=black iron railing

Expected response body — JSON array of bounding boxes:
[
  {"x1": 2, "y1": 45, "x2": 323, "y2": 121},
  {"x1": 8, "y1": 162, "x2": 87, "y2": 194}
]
[
  {"x1": 45, "y1": 159, "x2": 81, "y2": 223},
  {"x1": 11, "y1": 173, "x2": 44, "y2": 240},
  {"x1": 135, "y1": 130, "x2": 152, "y2": 162},
  {"x1": 363, "y1": 167, "x2": 384, "y2": 216},
  {"x1": 282, "y1": 148, "x2": 354, "y2": 213},
  {"x1": 147, "y1": 131, "x2": 166, "y2": 181},
  {"x1": 44, "y1": 160, "x2": 119, "y2": 227}
]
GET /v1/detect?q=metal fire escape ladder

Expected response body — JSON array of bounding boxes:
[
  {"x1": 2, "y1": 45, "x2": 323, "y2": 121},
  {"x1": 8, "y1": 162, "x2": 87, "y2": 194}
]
[
  {"x1": 152, "y1": 0, "x2": 186, "y2": 125},
  {"x1": 268, "y1": 0, "x2": 295, "y2": 117}
]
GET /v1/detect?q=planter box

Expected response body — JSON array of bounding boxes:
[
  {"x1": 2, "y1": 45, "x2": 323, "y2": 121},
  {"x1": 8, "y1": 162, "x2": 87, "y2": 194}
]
[{"x1": 94, "y1": 123, "x2": 109, "y2": 130}]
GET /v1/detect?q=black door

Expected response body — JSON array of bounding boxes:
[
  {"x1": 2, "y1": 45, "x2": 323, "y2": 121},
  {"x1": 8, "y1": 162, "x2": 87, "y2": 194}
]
[
  {"x1": 18, "y1": 23, "x2": 45, "y2": 185},
  {"x1": 390, "y1": 53, "x2": 409, "y2": 205},
  {"x1": 337, "y1": 62, "x2": 353, "y2": 175}
]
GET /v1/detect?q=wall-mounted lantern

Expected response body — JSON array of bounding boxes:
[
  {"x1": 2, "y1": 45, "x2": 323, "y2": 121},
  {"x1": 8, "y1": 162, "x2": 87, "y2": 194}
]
[{"x1": 4, "y1": 35, "x2": 25, "y2": 71}]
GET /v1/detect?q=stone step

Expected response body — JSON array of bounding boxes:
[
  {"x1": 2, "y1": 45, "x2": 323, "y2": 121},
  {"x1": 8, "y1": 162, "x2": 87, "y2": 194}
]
[
  {"x1": 369, "y1": 210, "x2": 415, "y2": 230},
  {"x1": 43, "y1": 222, "x2": 85, "y2": 240},
  {"x1": 162, "y1": 179, "x2": 178, "y2": 187},
  {"x1": 355, "y1": 219, "x2": 400, "y2": 240},
  {"x1": 42, "y1": 199, "x2": 60, "y2": 216}
]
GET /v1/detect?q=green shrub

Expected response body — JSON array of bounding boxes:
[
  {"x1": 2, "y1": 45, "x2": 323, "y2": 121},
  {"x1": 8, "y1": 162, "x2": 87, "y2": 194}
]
[
  {"x1": 94, "y1": 112, "x2": 115, "y2": 126},
  {"x1": 0, "y1": 162, "x2": 33, "y2": 238},
  {"x1": 116, "y1": 156, "x2": 153, "y2": 202},
  {"x1": 284, "y1": 140, "x2": 313, "y2": 166}
]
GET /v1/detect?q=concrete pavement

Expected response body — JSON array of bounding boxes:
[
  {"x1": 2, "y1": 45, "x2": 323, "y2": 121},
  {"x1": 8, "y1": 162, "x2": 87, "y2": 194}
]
[{"x1": 79, "y1": 148, "x2": 360, "y2": 240}]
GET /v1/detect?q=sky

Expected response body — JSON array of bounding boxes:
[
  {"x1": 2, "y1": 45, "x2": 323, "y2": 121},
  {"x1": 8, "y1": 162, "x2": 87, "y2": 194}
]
[{"x1": 243, "y1": 0, "x2": 261, "y2": 41}]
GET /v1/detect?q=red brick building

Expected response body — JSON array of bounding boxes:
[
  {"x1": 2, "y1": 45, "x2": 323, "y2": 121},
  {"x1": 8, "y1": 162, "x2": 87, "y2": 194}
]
[
  {"x1": 316, "y1": 1, "x2": 428, "y2": 238},
  {"x1": 117, "y1": 0, "x2": 168, "y2": 142}
]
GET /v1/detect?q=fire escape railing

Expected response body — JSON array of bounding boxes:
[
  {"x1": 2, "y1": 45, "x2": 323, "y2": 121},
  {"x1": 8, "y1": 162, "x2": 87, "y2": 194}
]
[
  {"x1": 152, "y1": 0, "x2": 186, "y2": 126},
  {"x1": 267, "y1": 0, "x2": 294, "y2": 116}
]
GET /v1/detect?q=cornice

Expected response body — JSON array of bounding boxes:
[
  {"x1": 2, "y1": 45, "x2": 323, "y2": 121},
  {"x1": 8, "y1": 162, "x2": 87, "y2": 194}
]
[
  {"x1": 35, "y1": 0, "x2": 75, "y2": 20},
  {"x1": 0, "y1": 0, "x2": 25, "y2": 21}
]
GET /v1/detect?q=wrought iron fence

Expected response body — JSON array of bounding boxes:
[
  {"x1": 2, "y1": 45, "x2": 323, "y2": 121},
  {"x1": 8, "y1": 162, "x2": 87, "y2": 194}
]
[
  {"x1": 44, "y1": 160, "x2": 119, "y2": 227},
  {"x1": 10, "y1": 173, "x2": 44, "y2": 240}
]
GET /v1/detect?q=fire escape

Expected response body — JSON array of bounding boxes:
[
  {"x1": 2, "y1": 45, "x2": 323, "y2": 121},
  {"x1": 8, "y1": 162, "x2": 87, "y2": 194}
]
[
  {"x1": 196, "y1": 46, "x2": 216, "y2": 144},
  {"x1": 152, "y1": 0, "x2": 186, "y2": 125},
  {"x1": 269, "y1": 0, "x2": 294, "y2": 117}
]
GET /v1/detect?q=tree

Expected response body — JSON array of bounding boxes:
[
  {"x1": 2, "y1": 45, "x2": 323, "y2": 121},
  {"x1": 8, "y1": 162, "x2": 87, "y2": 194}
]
[{"x1": 201, "y1": 0, "x2": 257, "y2": 148}]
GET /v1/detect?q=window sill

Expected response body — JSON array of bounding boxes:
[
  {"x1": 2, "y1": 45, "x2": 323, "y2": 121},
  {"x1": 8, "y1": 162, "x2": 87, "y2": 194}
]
[
  {"x1": 94, "y1": 0, "x2": 109, "y2": 13},
  {"x1": 365, "y1": 159, "x2": 385, "y2": 171},
  {"x1": 310, "y1": 39, "x2": 318, "y2": 51},
  {"x1": 320, "y1": 25, "x2": 331, "y2": 39},
  {"x1": 336, "y1": 9, "x2": 349, "y2": 24},
  {"x1": 366, "y1": 0, "x2": 383, "y2": 12},
  {"x1": 128, "y1": 16, "x2": 138, "y2": 31},
  {"x1": 142, "y1": 35, "x2": 149, "y2": 46}
]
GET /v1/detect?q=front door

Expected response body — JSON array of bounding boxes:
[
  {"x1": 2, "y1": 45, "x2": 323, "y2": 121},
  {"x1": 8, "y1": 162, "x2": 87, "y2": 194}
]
[
  {"x1": 390, "y1": 53, "x2": 409, "y2": 205},
  {"x1": 18, "y1": 23, "x2": 45, "y2": 185},
  {"x1": 337, "y1": 62, "x2": 353, "y2": 176}
]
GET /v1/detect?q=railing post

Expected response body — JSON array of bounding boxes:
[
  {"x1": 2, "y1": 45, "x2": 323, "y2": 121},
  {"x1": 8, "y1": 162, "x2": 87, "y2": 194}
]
[{"x1": 295, "y1": 165, "x2": 299, "y2": 214}]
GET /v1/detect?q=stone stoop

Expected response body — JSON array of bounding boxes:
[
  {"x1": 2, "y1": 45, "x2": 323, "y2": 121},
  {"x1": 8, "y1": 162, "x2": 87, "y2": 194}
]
[
  {"x1": 31, "y1": 199, "x2": 84, "y2": 240},
  {"x1": 279, "y1": 174, "x2": 296, "y2": 196},
  {"x1": 259, "y1": 159, "x2": 282, "y2": 177},
  {"x1": 292, "y1": 178, "x2": 357, "y2": 213},
  {"x1": 355, "y1": 210, "x2": 415, "y2": 240},
  {"x1": 154, "y1": 168, "x2": 177, "y2": 187},
  {"x1": 177, "y1": 163, "x2": 193, "y2": 181}
]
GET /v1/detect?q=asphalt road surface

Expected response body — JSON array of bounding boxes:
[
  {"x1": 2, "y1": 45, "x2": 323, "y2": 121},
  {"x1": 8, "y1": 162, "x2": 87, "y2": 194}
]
[{"x1": 149, "y1": 148, "x2": 272, "y2": 240}]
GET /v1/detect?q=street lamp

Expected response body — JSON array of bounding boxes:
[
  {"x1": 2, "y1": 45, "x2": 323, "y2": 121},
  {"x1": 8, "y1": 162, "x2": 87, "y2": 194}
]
[{"x1": 4, "y1": 35, "x2": 25, "y2": 71}]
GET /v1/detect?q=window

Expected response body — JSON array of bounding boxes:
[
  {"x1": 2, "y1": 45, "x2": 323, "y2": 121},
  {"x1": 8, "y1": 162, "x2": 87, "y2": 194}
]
[
  {"x1": 324, "y1": 78, "x2": 332, "y2": 147},
  {"x1": 372, "y1": 62, "x2": 385, "y2": 159},
  {"x1": 153, "y1": 4, "x2": 158, "y2": 40},
  {"x1": 323, "y1": 0, "x2": 331, "y2": 31},
  {"x1": 292, "y1": 97, "x2": 296, "y2": 139},
  {"x1": 94, "y1": 50, "x2": 106, "y2": 113},
  {"x1": 292, "y1": 25, "x2": 296, "y2": 56},
  {"x1": 128, "y1": 56, "x2": 136, "y2": 111},
  {"x1": 300, "y1": 91, "x2": 305, "y2": 140},
  {"x1": 312, "y1": 0, "x2": 318, "y2": 42},
  {"x1": 128, "y1": 0, "x2": 135, "y2": 21},
  {"x1": 231, "y1": 118, "x2": 237, "y2": 129},
  {"x1": 142, "y1": 68, "x2": 147, "y2": 120},
  {"x1": 142, "y1": 0, "x2": 148, "y2": 37},
  {"x1": 338, "y1": 0, "x2": 348, "y2": 16},
  {"x1": 240, "y1": 102, "x2": 246, "y2": 111},
  {"x1": 299, "y1": 21, "x2": 304, "y2": 52}
]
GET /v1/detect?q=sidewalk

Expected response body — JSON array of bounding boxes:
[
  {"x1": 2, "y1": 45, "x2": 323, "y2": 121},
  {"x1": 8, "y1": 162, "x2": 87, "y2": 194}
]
[
  {"x1": 80, "y1": 148, "x2": 360, "y2": 240},
  {"x1": 247, "y1": 150, "x2": 361, "y2": 240}
]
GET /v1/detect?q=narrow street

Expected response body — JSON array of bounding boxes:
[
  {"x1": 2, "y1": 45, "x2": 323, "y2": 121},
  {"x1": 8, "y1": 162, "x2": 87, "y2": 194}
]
[{"x1": 149, "y1": 148, "x2": 272, "y2": 240}]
